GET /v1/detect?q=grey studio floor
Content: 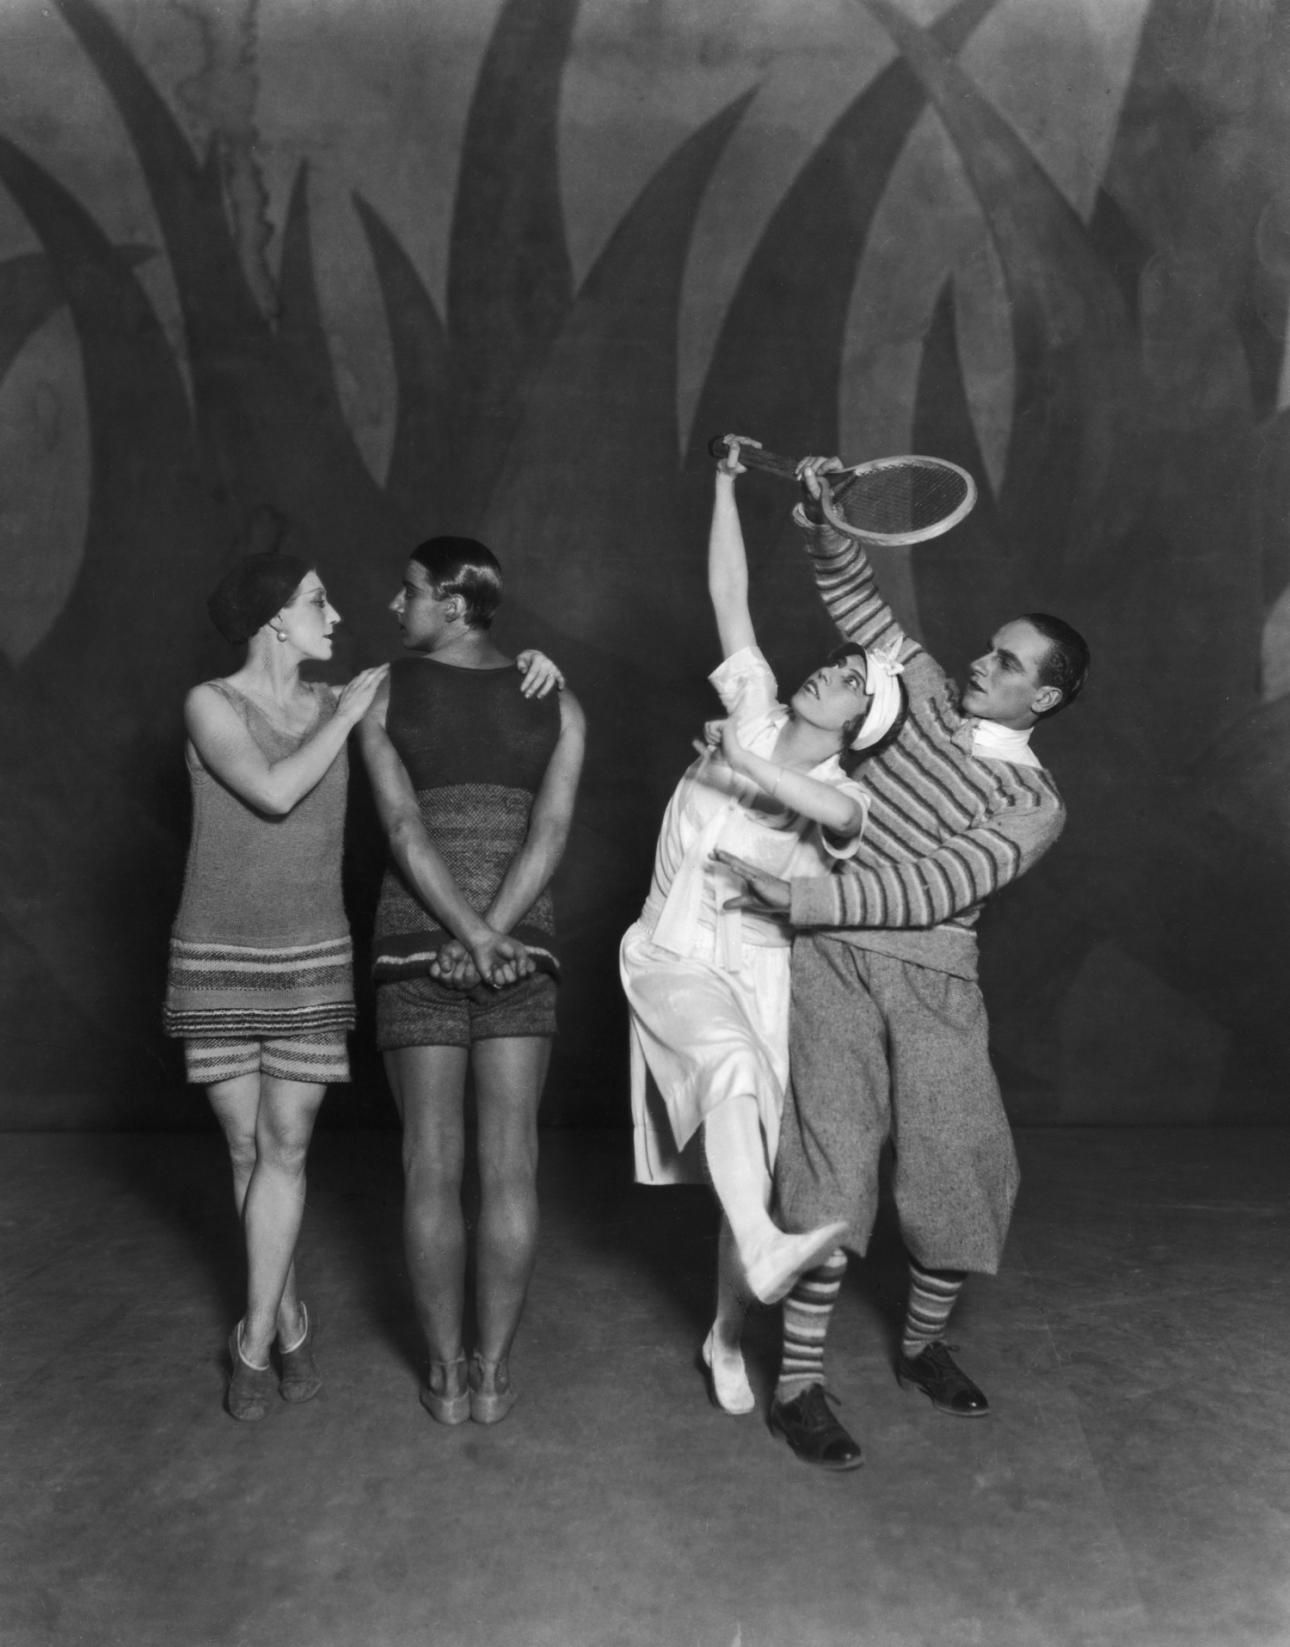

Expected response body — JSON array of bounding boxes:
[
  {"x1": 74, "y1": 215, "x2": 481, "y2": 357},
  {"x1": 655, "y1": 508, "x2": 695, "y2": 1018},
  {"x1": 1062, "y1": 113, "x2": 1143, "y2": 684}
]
[{"x1": 3, "y1": 1122, "x2": 1289, "y2": 1647}]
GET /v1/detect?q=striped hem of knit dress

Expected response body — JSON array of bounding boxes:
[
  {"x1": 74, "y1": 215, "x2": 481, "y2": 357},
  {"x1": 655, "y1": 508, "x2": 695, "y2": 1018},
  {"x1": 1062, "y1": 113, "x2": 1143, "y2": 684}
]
[{"x1": 163, "y1": 936, "x2": 355, "y2": 1040}]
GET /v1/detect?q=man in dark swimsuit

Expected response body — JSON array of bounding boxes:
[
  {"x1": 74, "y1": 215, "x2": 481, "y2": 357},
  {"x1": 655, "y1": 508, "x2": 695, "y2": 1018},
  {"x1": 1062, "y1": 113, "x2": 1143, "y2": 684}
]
[{"x1": 360, "y1": 537, "x2": 585, "y2": 1426}]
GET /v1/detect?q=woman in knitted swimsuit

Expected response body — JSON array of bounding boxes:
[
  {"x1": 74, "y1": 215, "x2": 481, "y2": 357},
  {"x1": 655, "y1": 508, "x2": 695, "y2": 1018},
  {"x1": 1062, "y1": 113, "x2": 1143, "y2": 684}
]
[
  {"x1": 620, "y1": 437, "x2": 907, "y2": 1414},
  {"x1": 164, "y1": 548, "x2": 387, "y2": 1421}
]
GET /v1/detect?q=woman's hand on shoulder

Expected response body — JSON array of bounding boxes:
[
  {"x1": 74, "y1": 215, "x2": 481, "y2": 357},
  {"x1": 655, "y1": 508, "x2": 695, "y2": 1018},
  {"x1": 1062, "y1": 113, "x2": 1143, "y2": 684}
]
[
  {"x1": 335, "y1": 664, "x2": 389, "y2": 724},
  {"x1": 517, "y1": 649, "x2": 564, "y2": 698}
]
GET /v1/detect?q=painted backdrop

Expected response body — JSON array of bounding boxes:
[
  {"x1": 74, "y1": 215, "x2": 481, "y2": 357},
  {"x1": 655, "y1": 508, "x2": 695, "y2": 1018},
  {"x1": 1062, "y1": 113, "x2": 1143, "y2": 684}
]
[{"x1": 2, "y1": 0, "x2": 1289, "y2": 1126}]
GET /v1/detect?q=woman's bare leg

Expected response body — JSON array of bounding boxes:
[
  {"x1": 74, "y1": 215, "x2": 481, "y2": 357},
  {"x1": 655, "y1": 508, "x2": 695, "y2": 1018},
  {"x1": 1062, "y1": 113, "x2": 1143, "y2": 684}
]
[
  {"x1": 704, "y1": 1094, "x2": 847, "y2": 1306},
  {"x1": 702, "y1": 1093, "x2": 777, "y2": 1256},
  {"x1": 208, "y1": 1075, "x2": 326, "y2": 1364},
  {"x1": 701, "y1": 1215, "x2": 756, "y2": 1413}
]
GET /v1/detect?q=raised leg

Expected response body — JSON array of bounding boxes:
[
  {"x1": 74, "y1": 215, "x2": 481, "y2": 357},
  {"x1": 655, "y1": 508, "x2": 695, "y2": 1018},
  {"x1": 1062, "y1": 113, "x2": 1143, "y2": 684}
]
[
  {"x1": 704, "y1": 1094, "x2": 846, "y2": 1306},
  {"x1": 702, "y1": 1093, "x2": 776, "y2": 1256}
]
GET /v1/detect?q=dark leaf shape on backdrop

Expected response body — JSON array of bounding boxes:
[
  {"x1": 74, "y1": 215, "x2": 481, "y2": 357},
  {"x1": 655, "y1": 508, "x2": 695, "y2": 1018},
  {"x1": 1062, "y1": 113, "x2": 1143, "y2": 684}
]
[
  {"x1": 352, "y1": 194, "x2": 453, "y2": 535},
  {"x1": 0, "y1": 245, "x2": 153, "y2": 384},
  {"x1": 447, "y1": 0, "x2": 580, "y2": 510}
]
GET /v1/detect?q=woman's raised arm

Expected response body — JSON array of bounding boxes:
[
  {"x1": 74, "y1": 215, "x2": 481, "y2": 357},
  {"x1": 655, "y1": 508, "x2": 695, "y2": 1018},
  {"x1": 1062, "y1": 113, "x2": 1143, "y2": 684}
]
[
  {"x1": 718, "y1": 718, "x2": 866, "y2": 839},
  {"x1": 707, "y1": 437, "x2": 761, "y2": 660}
]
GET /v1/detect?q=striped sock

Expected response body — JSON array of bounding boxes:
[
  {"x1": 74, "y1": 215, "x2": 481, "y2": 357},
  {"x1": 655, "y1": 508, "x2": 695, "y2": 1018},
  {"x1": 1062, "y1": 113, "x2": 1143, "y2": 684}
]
[
  {"x1": 776, "y1": 1250, "x2": 847, "y2": 1400},
  {"x1": 901, "y1": 1260, "x2": 965, "y2": 1357}
]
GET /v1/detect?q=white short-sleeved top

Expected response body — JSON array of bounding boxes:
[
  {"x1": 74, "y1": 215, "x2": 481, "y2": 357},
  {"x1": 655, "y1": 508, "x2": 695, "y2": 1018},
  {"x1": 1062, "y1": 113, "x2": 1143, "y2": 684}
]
[{"x1": 640, "y1": 645, "x2": 869, "y2": 965}]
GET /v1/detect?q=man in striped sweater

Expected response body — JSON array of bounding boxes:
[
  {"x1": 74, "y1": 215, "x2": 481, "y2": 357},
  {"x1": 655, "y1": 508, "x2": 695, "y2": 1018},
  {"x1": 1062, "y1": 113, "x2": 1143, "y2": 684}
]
[{"x1": 720, "y1": 458, "x2": 1089, "y2": 1470}]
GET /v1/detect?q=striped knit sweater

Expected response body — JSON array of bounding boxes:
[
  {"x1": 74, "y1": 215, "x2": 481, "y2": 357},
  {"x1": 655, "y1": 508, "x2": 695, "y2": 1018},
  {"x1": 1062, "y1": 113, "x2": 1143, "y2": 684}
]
[{"x1": 788, "y1": 513, "x2": 1065, "y2": 980}]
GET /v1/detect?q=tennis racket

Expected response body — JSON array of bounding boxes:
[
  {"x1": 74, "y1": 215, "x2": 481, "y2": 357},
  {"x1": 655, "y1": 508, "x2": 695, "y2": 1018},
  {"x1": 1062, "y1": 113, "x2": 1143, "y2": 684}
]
[{"x1": 707, "y1": 435, "x2": 977, "y2": 546}]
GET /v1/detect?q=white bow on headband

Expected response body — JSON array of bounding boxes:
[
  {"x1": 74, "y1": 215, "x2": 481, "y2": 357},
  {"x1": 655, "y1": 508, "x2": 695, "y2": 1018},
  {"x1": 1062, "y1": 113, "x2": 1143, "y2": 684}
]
[{"x1": 849, "y1": 638, "x2": 905, "y2": 752}]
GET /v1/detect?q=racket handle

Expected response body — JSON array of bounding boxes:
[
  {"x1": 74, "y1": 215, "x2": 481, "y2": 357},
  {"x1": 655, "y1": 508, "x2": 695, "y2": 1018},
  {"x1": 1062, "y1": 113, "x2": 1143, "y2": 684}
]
[
  {"x1": 706, "y1": 436, "x2": 858, "y2": 502},
  {"x1": 706, "y1": 436, "x2": 801, "y2": 482}
]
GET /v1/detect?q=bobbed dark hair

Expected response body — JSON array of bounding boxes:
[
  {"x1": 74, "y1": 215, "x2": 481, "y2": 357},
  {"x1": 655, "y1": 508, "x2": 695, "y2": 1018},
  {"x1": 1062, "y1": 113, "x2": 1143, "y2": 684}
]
[
  {"x1": 826, "y1": 642, "x2": 910, "y2": 774},
  {"x1": 206, "y1": 505, "x2": 315, "y2": 644},
  {"x1": 1022, "y1": 613, "x2": 1090, "y2": 717},
  {"x1": 409, "y1": 536, "x2": 503, "y2": 630}
]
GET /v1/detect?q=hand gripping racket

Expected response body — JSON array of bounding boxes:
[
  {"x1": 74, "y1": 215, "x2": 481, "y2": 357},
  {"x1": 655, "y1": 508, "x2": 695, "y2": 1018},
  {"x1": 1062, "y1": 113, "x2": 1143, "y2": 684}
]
[{"x1": 707, "y1": 435, "x2": 977, "y2": 546}]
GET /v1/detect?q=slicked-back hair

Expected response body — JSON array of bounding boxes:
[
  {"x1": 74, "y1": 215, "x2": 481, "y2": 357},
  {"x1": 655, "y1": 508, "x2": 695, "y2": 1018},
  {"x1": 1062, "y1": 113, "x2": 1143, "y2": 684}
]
[
  {"x1": 409, "y1": 536, "x2": 503, "y2": 630},
  {"x1": 1022, "y1": 612, "x2": 1090, "y2": 716}
]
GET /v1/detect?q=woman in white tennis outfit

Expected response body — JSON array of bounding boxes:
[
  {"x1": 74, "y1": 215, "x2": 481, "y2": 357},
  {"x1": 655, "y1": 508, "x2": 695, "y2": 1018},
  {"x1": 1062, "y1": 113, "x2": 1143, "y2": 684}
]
[{"x1": 620, "y1": 437, "x2": 907, "y2": 1413}]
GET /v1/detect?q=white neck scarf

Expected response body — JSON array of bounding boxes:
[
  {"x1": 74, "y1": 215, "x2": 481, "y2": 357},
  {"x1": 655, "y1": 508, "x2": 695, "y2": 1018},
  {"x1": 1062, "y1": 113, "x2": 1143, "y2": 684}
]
[{"x1": 969, "y1": 718, "x2": 1041, "y2": 768}]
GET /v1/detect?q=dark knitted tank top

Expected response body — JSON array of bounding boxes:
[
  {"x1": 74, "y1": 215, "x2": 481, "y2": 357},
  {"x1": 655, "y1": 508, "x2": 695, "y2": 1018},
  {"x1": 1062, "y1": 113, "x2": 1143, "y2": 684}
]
[{"x1": 372, "y1": 655, "x2": 562, "y2": 981}]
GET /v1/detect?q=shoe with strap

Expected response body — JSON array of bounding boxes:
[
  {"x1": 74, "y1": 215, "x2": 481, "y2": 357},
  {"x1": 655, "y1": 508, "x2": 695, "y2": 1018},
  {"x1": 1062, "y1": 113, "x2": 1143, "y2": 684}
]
[
  {"x1": 700, "y1": 1327, "x2": 755, "y2": 1416},
  {"x1": 469, "y1": 1353, "x2": 518, "y2": 1426},
  {"x1": 420, "y1": 1357, "x2": 470, "y2": 1425},
  {"x1": 226, "y1": 1324, "x2": 276, "y2": 1423},
  {"x1": 277, "y1": 1302, "x2": 322, "y2": 1404},
  {"x1": 895, "y1": 1341, "x2": 990, "y2": 1416},
  {"x1": 768, "y1": 1384, "x2": 863, "y2": 1471}
]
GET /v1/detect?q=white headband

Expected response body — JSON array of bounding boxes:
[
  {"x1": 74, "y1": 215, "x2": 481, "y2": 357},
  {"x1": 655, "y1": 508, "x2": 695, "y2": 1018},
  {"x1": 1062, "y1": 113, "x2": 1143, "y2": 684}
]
[{"x1": 848, "y1": 639, "x2": 905, "y2": 752}]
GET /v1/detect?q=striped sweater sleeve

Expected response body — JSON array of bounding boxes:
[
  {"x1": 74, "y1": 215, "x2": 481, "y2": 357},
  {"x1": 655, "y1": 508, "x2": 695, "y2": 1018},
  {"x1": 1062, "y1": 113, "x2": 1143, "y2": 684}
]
[
  {"x1": 793, "y1": 505, "x2": 911, "y2": 656},
  {"x1": 789, "y1": 785, "x2": 1064, "y2": 931}
]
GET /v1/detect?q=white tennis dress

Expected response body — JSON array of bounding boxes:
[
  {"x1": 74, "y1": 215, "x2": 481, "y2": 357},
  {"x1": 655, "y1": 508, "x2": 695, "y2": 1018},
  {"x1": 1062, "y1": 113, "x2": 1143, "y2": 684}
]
[{"x1": 621, "y1": 645, "x2": 868, "y2": 1185}]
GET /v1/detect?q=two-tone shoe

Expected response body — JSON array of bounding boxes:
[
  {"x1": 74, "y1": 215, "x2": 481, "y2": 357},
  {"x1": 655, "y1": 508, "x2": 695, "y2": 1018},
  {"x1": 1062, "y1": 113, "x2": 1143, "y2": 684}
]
[
  {"x1": 895, "y1": 1341, "x2": 990, "y2": 1416},
  {"x1": 768, "y1": 1384, "x2": 863, "y2": 1471}
]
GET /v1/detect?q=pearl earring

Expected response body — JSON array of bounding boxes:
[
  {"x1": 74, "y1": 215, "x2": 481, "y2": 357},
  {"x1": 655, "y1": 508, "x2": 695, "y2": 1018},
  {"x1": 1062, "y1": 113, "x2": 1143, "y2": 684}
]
[{"x1": 273, "y1": 626, "x2": 286, "y2": 642}]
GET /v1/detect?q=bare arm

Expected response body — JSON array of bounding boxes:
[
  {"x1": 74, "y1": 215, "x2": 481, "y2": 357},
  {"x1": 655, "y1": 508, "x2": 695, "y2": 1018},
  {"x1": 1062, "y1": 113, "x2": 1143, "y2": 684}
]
[
  {"x1": 485, "y1": 690, "x2": 588, "y2": 935},
  {"x1": 708, "y1": 439, "x2": 759, "y2": 659},
  {"x1": 185, "y1": 666, "x2": 388, "y2": 817},
  {"x1": 718, "y1": 719, "x2": 865, "y2": 837},
  {"x1": 357, "y1": 689, "x2": 533, "y2": 985}
]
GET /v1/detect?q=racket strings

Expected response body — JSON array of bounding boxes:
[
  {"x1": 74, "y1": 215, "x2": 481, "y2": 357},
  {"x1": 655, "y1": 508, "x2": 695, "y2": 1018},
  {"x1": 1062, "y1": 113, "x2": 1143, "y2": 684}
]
[{"x1": 832, "y1": 460, "x2": 971, "y2": 536}]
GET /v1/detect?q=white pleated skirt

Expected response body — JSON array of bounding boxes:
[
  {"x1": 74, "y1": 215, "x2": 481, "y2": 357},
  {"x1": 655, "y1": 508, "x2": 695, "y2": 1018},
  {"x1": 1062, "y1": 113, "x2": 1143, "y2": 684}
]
[{"x1": 620, "y1": 919, "x2": 792, "y2": 1186}]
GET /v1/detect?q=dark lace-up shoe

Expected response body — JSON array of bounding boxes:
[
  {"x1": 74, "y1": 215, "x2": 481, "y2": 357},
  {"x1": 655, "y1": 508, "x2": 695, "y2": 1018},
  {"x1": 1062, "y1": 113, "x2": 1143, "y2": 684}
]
[
  {"x1": 768, "y1": 1384, "x2": 864, "y2": 1470},
  {"x1": 896, "y1": 1341, "x2": 990, "y2": 1416}
]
